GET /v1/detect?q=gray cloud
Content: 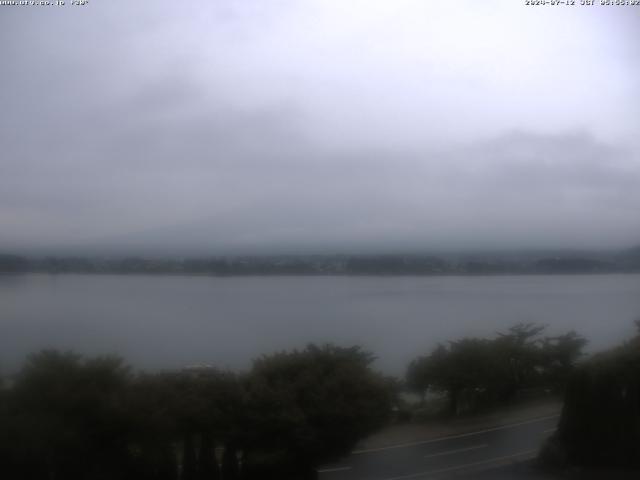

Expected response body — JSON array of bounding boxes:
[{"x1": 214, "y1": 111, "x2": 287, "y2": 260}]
[{"x1": 1, "y1": 1, "x2": 639, "y2": 253}]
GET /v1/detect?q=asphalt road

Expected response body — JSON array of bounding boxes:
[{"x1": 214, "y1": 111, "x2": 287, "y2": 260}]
[{"x1": 317, "y1": 415, "x2": 559, "y2": 480}]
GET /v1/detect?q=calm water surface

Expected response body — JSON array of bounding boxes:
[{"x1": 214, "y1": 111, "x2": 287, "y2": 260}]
[{"x1": 1, "y1": 274, "x2": 639, "y2": 375}]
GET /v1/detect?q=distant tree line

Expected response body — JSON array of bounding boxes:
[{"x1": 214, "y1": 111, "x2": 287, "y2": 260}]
[
  {"x1": 0, "y1": 345, "x2": 393, "y2": 480},
  {"x1": 0, "y1": 254, "x2": 29, "y2": 273},
  {"x1": 2, "y1": 249, "x2": 640, "y2": 275},
  {"x1": 406, "y1": 323, "x2": 587, "y2": 416}
]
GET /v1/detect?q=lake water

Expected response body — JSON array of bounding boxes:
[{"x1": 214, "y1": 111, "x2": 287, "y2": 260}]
[{"x1": 1, "y1": 274, "x2": 639, "y2": 376}]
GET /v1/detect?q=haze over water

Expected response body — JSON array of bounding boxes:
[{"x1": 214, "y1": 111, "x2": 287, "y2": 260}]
[{"x1": 2, "y1": 273, "x2": 639, "y2": 376}]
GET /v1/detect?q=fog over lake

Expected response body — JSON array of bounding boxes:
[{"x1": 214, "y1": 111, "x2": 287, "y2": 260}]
[{"x1": 1, "y1": 274, "x2": 639, "y2": 376}]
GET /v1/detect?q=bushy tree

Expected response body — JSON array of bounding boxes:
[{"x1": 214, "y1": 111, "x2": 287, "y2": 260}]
[
  {"x1": 407, "y1": 323, "x2": 586, "y2": 416},
  {"x1": 539, "y1": 331, "x2": 588, "y2": 391},
  {"x1": 542, "y1": 323, "x2": 640, "y2": 469},
  {"x1": 242, "y1": 344, "x2": 393, "y2": 479},
  {"x1": 1, "y1": 346, "x2": 392, "y2": 480},
  {"x1": 126, "y1": 368, "x2": 243, "y2": 480},
  {"x1": 5, "y1": 350, "x2": 132, "y2": 480}
]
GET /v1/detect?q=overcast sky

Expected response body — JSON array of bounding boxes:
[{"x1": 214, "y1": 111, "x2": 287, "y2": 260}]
[{"x1": 1, "y1": 0, "x2": 639, "y2": 254}]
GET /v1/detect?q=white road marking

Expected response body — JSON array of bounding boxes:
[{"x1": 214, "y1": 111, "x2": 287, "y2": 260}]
[
  {"x1": 423, "y1": 443, "x2": 488, "y2": 459},
  {"x1": 380, "y1": 449, "x2": 538, "y2": 480},
  {"x1": 352, "y1": 414, "x2": 559, "y2": 455},
  {"x1": 317, "y1": 466, "x2": 352, "y2": 473}
]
